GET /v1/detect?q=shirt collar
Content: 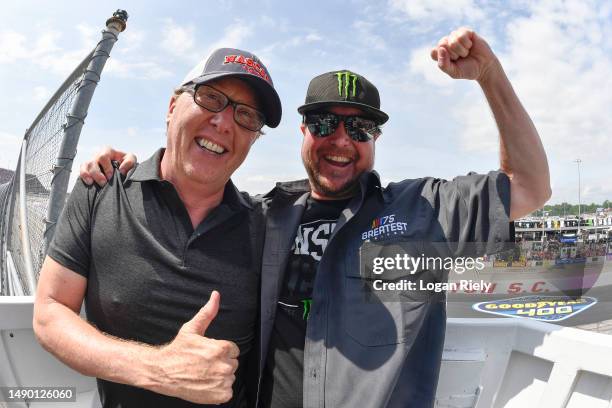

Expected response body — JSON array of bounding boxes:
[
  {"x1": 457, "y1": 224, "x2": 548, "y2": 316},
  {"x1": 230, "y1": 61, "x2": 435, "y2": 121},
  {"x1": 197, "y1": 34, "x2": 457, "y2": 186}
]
[
  {"x1": 128, "y1": 147, "x2": 252, "y2": 210},
  {"x1": 223, "y1": 180, "x2": 253, "y2": 210},
  {"x1": 269, "y1": 170, "x2": 383, "y2": 200},
  {"x1": 128, "y1": 148, "x2": 164, "y2": 182},
  {"x1": 358, "y1": 170, "x2": 384, "y2": 200}
]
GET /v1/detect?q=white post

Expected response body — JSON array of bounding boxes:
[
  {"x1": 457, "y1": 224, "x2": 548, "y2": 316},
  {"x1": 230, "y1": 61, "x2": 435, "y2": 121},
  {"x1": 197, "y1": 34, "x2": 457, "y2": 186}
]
[{"x1": 18, "y1": 140, "x2": 36, "y2": 293}]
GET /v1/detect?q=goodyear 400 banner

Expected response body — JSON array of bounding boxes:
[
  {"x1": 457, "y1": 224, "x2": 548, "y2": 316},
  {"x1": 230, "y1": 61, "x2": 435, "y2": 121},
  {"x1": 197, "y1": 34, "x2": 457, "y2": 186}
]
[{"x1": 472, "y1": 296, "x2": 597, "y2": 322}]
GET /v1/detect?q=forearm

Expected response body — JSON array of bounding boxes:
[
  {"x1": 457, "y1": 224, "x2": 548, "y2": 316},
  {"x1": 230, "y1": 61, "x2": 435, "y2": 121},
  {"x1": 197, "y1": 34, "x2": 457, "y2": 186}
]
[
  {"x1": 478, "y1": 59, "x2": 551, "y2": 213},
  {"x1": 33, "y1": 300, "x2": 159, "y2": 390}
]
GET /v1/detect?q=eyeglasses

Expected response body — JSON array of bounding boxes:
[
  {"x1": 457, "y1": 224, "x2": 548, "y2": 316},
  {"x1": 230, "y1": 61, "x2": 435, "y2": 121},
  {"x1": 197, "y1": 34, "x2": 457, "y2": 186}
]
[
  {"x1": 190, "y1": 84, "x2": 266, "y2": 132},
  {"x1": 303, "y1": 112, "x2": 382, "y2": 142}
]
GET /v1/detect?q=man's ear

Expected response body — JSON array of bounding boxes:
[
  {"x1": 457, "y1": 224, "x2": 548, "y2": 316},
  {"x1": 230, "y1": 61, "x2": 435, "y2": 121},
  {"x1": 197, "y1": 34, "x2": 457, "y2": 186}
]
[
  {"x1": 166, "y1": 95, "x2": 178, "y2": 126},
  {"x1": 300, "y1": 122, "x2": 307, "y2": 137}
]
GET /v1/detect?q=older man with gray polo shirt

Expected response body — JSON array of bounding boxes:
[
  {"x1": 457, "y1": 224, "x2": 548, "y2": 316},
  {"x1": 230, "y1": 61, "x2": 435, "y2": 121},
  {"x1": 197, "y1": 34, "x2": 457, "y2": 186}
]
[{"x1": 33, "y1": 48, "x2": 281, "y2": 408}]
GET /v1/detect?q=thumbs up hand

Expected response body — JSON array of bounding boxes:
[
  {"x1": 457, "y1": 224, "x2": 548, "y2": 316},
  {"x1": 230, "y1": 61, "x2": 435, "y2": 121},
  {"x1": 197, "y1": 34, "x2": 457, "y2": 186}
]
[{"x1": 149, "y1": 291, "x2": 240, "y2": 404}]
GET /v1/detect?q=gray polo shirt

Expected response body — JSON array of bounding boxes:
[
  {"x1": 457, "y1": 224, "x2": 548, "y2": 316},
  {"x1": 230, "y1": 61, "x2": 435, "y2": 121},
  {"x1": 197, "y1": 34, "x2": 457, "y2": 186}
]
[{"x1": 48, "y1": 148, "x2": 263, "y2": 408}]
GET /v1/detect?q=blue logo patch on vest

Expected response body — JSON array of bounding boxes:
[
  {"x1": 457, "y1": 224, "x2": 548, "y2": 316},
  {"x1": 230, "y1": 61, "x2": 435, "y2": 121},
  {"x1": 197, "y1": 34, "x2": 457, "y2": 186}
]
[
  {"x1": 361, "y1": 213, "x2": 408, "y2": 241},
  {"x1": 472, "y1": 295, "x2": 597, "y2": 322}
]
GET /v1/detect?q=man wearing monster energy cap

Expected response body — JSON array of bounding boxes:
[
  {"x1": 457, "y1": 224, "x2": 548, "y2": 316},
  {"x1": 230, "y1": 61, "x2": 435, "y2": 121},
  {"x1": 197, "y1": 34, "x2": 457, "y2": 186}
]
[
  {"x1": 81, "y1": 28, "x2": 550, "y2": 407},
  {"x1": 256, "y1": 27, "x2": 549, "y2": 408}
]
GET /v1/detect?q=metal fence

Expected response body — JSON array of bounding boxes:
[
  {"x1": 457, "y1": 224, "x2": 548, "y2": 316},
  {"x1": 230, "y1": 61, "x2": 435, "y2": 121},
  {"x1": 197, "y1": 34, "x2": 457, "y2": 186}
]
[
  {"x1": 0, "y1": 181, "x2": 12, "y2": 294},
  {"x1": 0, "y1": 11, "x2": 128, "y2": 296}
]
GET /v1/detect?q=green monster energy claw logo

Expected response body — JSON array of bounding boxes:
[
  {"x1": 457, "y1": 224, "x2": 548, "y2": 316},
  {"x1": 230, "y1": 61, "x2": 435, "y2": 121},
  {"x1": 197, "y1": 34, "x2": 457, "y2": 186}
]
[
  {"x1": 302, "y1": 299, "x2": 312, "y2": 320},
  {"x1": 336, "y1": 71, "x2": 358, "y2": 98}
]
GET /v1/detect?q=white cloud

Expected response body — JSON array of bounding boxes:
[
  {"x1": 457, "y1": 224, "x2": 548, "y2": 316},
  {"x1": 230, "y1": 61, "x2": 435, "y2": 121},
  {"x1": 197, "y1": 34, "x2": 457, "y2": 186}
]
[
  {"x1": 75, "y1": 23, "x2": 98, "y2": 49},
  {"x1": 126, "y1": 127, "x2": 138, "y2": 138},
  {"x1": 0, "y1": 23, "x2": 158, "y2": 79},
  {"x1": 352, "y1": 20, "x2": 387, "y2": 51},
  {"x1": 32, "y1": 30, "x2": 62, "y2": 56},
  {"x1": 161, "y1": 19, "x2": 195, "y2": 57},
  {"x1": 119, "y1": 29, "x2": 146, "y2": 54},
  {"x1": 257, "y1": 15, "x2": 290, "y2": 33},
  {"x1": 35, "y1": 49, "x2": 91, "y2": 76},
  {"x1": 389, "y1": 0, "x2": 484, "y2": 22},
  {"x1": 305, "y1": 33, "x2": 322, "y2": 42},
  {"x1": 261, "y1": 31, "x2": 322, "y2": 55},
  {"x1": 32, "y1": 86, "x2": 50, "y2": 102},
  {"x1": 551, "y1": 172, "x2": 612, "y2": 206},
  {"x1": 259, "y1": 15, "x2": 276, "y2": 27},
  {"x1": 0, "y1": 131, "x2": 21, "y2": 168},
  {"x1": 455, "y1": 0, "x2": 612, "y2": 161},
  {"x1": 408, "y1": 45, "x2": 454, "y2": 88},
  {"x1": 582, "y1": 183, "x2": 612, "y2": 202},
  {"x1": 1, "y1": 23, "x2": 161, "y2": 80},
  {"x1": 206, "y1": 23, "x2": 252, "y2": 54},
  {"x1": 244, "y1": 174, "x2": 278, "y2": 183},
  {"x1": 182, "y1": 23, "x2": 254, "y2": 83},
  {"x1": 453, "y1": 94, "x2": 497, "y2": 153},
  {"x1": 400, "y1": 0, "x2": 611, "y2": 202},
  {"x1": 0, "y1": 131, "x2": 20, "y2": 146},
  {"x1": 0, "y1": 29, "x2": 88, "y2": 75},
  {"x1": 0, "y1": 30, "x2": 30, "y2": 63},
  {"x1": 105, "y1": 59, "x2": 172, "y2": 80}
]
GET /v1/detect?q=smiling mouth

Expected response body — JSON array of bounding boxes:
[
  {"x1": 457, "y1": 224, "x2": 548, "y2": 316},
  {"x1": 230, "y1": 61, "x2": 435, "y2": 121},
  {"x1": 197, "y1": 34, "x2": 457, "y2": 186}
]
[
  {"x1": 324, "y1": 154, "x2": 353, "y2": 167},
  {"x1": 196, "y1": 137, "x2": 226, "y2": 155}
]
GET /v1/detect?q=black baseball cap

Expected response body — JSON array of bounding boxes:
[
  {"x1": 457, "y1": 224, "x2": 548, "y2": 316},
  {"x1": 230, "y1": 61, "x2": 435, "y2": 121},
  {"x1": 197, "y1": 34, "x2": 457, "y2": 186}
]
[
  {"x1": 297, "y1": 70, "x2": 388, "y2": 124},
  {"x1": 182, "y1": 48, "x2": 282, "y2": 128}
]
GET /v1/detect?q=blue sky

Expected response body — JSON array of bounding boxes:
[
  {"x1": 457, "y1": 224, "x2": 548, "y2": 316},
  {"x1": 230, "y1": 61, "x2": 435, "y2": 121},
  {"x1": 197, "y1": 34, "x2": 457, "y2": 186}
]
[{"x1": 0, "y1": 0, "x2": 610, "y2": 204}]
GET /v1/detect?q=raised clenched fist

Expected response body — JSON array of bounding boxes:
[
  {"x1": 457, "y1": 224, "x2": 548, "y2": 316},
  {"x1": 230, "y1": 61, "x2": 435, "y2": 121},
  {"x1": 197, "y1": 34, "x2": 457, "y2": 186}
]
[{"x1": 430, "y1": 27, "x2": 498, "y2": 81}]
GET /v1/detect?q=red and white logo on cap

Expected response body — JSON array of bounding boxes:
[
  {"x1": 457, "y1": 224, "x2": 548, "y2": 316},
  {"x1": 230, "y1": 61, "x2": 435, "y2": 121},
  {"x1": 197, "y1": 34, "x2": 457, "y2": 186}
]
[{"x1": 224, "y1": 55, "x2": 270, "y2": 83}]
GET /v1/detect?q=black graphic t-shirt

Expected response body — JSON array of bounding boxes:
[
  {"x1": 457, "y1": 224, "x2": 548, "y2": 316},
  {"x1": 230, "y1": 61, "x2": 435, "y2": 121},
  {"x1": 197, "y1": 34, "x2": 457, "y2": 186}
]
[{"x1": 260, "y1": 197, "x2": 349, "y2": 408}]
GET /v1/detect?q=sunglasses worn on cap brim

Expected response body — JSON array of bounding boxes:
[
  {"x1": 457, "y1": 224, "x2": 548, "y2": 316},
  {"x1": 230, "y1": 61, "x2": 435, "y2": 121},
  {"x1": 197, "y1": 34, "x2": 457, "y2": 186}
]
[{"x1": 304, "y1": 113, "x2": 382, "y2": 142}]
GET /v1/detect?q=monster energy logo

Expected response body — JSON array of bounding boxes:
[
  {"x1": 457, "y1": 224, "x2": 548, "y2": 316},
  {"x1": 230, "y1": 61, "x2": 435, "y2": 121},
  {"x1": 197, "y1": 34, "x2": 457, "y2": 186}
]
[
  {"x1": 302, "y1": 299, "x2": 312, "y2": 320},
  {"x1": 336, "y1": 71, "x2": 358, "y2": 98}
]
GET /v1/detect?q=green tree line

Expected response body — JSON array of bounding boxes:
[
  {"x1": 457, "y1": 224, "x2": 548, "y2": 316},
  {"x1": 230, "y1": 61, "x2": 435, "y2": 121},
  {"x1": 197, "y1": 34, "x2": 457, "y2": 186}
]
[{"x1": 531, "y1": 200, "x2": 612, "y2": 217}]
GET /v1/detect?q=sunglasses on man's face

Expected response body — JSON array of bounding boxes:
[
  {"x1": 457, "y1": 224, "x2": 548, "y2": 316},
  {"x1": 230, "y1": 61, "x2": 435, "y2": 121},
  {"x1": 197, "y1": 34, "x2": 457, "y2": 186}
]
[{"x1": 304, "y1": 112, "x2": 382, "y2": 142}]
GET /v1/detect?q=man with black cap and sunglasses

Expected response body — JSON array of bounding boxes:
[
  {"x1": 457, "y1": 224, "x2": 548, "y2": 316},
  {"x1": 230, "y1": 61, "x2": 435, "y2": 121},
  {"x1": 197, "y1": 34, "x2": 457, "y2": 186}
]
[
  {"x1": 34, "y1": 48, "x2": 281, "y2": 407},
  {"x1": 78, "y1": 28, "x2": 550, "y2": 407},
  {"x1": 256, "y1": 27, "x2": 549, "y2": 408}
]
